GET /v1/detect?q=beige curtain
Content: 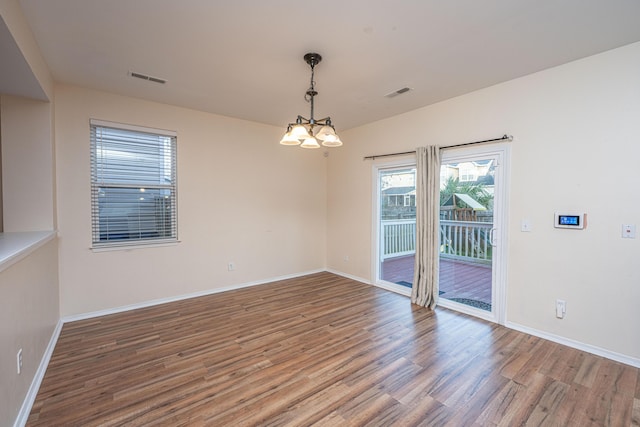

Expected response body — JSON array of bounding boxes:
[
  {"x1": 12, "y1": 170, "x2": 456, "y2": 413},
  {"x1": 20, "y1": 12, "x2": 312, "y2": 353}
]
[{"x1": 412, "y1": 145, "x2": 441, "y2": 309}]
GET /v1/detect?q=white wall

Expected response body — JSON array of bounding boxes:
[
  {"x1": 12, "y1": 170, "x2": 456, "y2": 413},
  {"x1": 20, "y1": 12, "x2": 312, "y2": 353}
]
[
  {"x1": 55, "y1": 85, "x2": 327, "y2": 317},
  {"x1": 327, "y1": 42, "x2": 640, "y2": 361}
]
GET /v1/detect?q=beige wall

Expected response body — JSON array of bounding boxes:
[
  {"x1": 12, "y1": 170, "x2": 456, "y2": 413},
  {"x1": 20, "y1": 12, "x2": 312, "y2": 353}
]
[
  {"x1": 55, "y1": 85, "x2": 327, "y2": 317},
  {"x1": 327, "y1": 42, "x2": 640, "y2": 360},
  {"x1": 0, "y1": 239, "x2": 59, "y2": 426},
  {"x1": 0, "y1": 5, "x2": 59, "y2": 426},
  {"x1": 1, "y1": 95, "x2": 55, "y2": 232}
]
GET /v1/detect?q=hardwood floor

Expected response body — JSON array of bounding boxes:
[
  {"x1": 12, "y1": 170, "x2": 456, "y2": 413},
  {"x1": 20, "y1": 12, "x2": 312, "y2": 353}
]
[{"x1": 28, "y1": 272, "x2": 640, "y2": 426}]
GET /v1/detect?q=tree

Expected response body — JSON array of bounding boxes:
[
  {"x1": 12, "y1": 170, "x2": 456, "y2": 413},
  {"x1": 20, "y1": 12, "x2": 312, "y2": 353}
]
[{"x1": 439, "y1": 176, "x2": 492, "y2": 209}]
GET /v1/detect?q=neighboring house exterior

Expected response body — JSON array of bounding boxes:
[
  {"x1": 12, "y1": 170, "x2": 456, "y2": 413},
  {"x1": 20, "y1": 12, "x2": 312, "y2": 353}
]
[
  {"x1": 381, "y1": 186, "x2": 416, "y2": 220},
  {"x1": 441, "y1": 159, "x2": 494, "y2": 184}
]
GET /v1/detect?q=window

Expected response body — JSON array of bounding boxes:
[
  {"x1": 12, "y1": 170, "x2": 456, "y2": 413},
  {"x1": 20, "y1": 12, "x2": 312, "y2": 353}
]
[
  {"x1": 90, "y1": 120, "x2": 177, "y2": 247},
  {"x1": 404, "y1": 195, "x2": 415, "y2": 207},
  {"x1": 458, "y1": 162, "x2": 477, "y2": 182}
]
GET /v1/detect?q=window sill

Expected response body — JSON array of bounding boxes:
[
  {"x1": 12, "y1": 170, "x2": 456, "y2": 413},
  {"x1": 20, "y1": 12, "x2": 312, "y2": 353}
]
[
  {"x1": 0, "y1": 231, "x2": 57, "y2": 273},
  {"x1": 90, "y1": 240, "x2": 180, "y2": 252}
]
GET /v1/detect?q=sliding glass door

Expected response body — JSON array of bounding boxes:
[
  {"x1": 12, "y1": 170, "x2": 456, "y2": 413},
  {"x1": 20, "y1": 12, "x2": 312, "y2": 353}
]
[
  {"x1": 374, "y1": 144, "x2": 508, "y2": 323},
  {"x1": 376, "y1": 164, "x2": 416, "y2": 295},
  {"x1": 438, "y1": 145, "x2": 508, "y2": 323}
]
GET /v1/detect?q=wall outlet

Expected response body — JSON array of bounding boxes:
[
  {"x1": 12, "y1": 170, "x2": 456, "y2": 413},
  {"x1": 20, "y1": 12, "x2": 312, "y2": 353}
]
[
  {"x1": 556, "y1": 300, "x2": 566, "y2": 319},
  {"x1": 17, "y1": 348, "x2": 23, "y2": 374},
  {"x1": 343, "y1": 255, "x2": 349, "y2": 262},
  {"x1": 227, "y1": 262, "x2": 235, "y2": 271},
  {"x1": 622, "y1": 224, "x2": 636, "y2": 239}
]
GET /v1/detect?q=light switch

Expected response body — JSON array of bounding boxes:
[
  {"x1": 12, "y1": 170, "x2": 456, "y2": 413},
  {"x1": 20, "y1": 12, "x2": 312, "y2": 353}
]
[{"x1": 521, "y1": 219, "x2": 532, "y2": 232}]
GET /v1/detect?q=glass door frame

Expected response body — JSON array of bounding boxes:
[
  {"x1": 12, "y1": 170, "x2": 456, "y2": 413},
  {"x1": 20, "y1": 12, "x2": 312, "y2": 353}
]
[
  {"x1": 372, "y1": 158, "x2": 416, "y2": 297},
  {"x1": 371, "y1": 144, "x2": 510, "y2": 325},
  {"x1": 438, "y1": 143, "x2": 510, "y2": 325}
]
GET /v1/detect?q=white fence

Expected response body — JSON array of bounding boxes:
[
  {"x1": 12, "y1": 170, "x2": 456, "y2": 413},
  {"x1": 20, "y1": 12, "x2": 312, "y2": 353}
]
[{"x1": 382, "y1": 219, "x2": 493, "y2": 263}]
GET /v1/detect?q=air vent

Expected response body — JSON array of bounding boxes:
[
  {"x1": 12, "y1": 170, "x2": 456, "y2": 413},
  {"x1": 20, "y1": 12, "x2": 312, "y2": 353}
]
[
  {"x1": 384, "y1": 87, "x2": 411, "y2": 98},
  {"x1": 130, "y1": 71, "x2": 167, "y2": 85}
]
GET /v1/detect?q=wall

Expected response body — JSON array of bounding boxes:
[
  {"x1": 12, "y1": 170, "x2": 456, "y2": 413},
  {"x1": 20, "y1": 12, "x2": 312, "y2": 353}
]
[
  {"x1": 0, "y1": 239, "x2": 59, "y2": 426},
  {"x1": 0, "y1": 0, "x2": 53, "y2": 100},
  {"x1": 55, "y1": 85, "x2": 327, "y2": 317},
  {"x1": 0, "y1": 5, "x2": 59, "y2": 425},
  {"x1": 1, "y1": 95, "x2": 55, "y2": 231},
  {"x1": 327, "y1": 42, "x2": 640, "y2": 361}
]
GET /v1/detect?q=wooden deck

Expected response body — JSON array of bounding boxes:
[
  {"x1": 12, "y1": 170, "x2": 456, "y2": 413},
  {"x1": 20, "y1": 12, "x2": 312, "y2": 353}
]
[{"x1": 381, "y1": 255, "x2": 492, "y2": 306}]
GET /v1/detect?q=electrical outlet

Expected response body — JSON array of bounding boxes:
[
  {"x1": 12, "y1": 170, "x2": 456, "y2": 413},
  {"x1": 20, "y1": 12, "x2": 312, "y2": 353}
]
[
  {"x1": 17, "y1": 349, "x2": 23, "y2": 374},
  {"x1": 622, "y1": 224, "x2": 636, "y2": 239},
  {"x1": 227, "y1": 262, "x2": 235, "y2": 271},
  {"x1": 556, "y1": 300, "x2": 566, "y2": 319}
]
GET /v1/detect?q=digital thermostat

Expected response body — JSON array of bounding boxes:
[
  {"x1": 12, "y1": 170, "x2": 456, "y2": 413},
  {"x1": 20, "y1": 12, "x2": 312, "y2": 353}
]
[{"x1": 554, "y1": 213, "x2": 586, "y2": 229}]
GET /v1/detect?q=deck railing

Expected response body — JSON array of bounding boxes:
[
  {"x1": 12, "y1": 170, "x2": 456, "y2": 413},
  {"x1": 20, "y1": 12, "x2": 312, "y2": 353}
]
[
  {"x1": 381, "y1": 219, "x2": 416, "y2": 259},
  {"x1": 440, "y1": 220, "x2": 493, "y2": 263},
  {"x1": 382, "y1": 219, "x2": 493, "y2": 263}
]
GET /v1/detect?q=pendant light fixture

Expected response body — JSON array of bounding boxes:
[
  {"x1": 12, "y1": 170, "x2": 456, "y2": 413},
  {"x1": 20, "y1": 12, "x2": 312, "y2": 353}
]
[{"x1": 280, "y1": 53, "x2": 343, "y2": 149}]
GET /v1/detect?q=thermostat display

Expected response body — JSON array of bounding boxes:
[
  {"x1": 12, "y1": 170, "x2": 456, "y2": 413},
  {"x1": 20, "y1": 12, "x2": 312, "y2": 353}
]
[{"x1": 554, "y1": 213, "x2": 586, "y2": 229}]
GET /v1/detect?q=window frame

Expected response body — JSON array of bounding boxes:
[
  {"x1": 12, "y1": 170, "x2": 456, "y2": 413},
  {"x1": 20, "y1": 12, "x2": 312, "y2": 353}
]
[{"x1": 90, "y1": 119, "x2": 178, "y2": 249}]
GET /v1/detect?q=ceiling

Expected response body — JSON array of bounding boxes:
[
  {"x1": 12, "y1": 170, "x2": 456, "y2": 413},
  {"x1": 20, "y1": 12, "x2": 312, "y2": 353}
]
[{"x1": 14, "y1": 0, "x2": 640, "y2": 131}]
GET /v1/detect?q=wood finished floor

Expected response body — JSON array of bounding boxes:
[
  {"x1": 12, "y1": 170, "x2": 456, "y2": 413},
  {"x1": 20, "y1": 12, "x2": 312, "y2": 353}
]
[{"x1": 28, "y1": 272, "x2": 640, "y2": 426}]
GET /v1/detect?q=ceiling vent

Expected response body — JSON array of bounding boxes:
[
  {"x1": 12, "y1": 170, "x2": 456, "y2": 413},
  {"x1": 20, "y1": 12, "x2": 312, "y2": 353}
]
[
  {"x1": 384, "y1": 87, "x2": 411, "y2": 98},
  {"x1": 129, "y1": 71, "x2": 166, "y2": 84}
]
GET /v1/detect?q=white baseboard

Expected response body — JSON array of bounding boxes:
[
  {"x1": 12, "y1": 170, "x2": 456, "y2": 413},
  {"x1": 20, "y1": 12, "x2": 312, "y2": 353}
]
[
  {"x1": 505, "y1": 321, "x2": 640, "y2": 368},
  {"x1": 14, "y1": 319, "x2": 63, "y2": 427},
  {"x1": 62, "y1": 269, "x2": 325, "y2": 323},
  {"x1": 327, "y1": 268, "x2": 414, "y2": 297},
  {"x1": 325, "y1": 268, "x2": 371, "y2": 286}
]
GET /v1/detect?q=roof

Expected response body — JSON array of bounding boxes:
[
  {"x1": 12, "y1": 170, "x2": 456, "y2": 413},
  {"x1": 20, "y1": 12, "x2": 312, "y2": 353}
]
[
  {"x1": 442, "y1": 193, "x2": 487, "y2": 210},
  {"x1": 382, "y1": 186, "x2": 415, "y2": 196}
]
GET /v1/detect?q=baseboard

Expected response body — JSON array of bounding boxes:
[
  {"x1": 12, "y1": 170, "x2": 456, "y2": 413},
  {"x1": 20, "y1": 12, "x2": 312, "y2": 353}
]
[
  {"x1": 325, "y1": 268, "x2": 371, "y2": 286},
  {"x1": 13, "y1": 319, "x2": 63, "y2": 427},
  {"x1": 327, "y1": 268, "x2": 415, "y2": 297},
  {"x1": 62, "y1": 269, "x2": 325, "y2": 323},
  {"x1": 505, "y1": 321, "x2": 640, "y2": 368}
]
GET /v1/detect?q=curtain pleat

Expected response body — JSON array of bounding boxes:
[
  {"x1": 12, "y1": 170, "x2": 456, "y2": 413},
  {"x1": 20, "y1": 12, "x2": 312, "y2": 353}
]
[{"x1": 412, "y1": 145, "x2": 441, "y2": 309}]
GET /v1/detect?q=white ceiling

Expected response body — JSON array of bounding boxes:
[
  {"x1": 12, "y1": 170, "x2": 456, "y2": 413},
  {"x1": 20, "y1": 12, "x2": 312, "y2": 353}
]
[{"x1": 16, "y1": 0, "x2": 640, "y2": 131}]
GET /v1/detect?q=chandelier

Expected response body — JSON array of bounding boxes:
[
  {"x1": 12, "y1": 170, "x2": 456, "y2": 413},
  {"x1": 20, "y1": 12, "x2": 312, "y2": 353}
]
[{"x1": 279, "y1": 53, "x2": 343, "y2": 149}]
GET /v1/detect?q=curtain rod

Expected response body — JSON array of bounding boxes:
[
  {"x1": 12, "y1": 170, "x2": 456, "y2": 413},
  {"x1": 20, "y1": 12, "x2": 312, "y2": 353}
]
[{"x1": 363, "y1": 134, "x2": 513, "y2": 160}]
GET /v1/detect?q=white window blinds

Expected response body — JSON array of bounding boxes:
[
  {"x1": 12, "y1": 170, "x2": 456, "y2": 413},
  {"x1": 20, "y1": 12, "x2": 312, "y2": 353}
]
[{"x1": 90, "y1": 120, "x2": 177, "y2": 247}]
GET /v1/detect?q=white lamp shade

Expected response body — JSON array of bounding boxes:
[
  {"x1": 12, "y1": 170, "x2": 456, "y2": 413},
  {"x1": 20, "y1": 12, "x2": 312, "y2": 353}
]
[
  {"x1": 290, "y1": 124, "x2": 311, "y2": 140},
  {"x1": 280, "y1": 131, "x2": 301, "y2": 145},
  {"x1": 321, "y1": 134, "x2": 343, "y2": 147},
  {"x1": 315, "y1": 125, "x2": 336, "y2": 141},
  {"x1": 300, "y1": 136, "x2": 320, "y2": 149}
]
